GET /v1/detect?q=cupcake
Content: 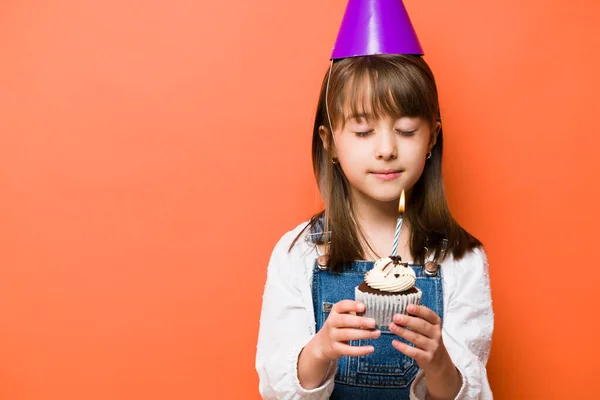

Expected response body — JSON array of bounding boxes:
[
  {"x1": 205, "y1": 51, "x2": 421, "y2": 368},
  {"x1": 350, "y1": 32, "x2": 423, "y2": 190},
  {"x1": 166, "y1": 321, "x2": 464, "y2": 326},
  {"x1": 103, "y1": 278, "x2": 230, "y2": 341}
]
[{"x1": 355, "y1": 257, "x2": 422, "y2": 326}]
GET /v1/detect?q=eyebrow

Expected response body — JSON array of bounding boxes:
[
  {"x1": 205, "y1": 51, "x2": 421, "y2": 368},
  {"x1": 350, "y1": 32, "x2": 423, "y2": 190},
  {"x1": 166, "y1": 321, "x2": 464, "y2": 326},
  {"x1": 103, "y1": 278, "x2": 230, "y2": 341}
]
[{"x1": 344, "y1": 113, "x2": 371, "y2": 122}]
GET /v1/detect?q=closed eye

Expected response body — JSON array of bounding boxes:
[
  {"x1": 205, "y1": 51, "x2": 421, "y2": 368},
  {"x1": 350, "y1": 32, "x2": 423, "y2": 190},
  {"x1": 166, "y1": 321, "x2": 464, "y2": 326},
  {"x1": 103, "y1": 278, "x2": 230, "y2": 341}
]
[
  {"x1": 354, "y1": 130, "x2": 374, "y2": 137},
  {"x1": 395, "y1": 129, "x2": 416, "y2": 137}
]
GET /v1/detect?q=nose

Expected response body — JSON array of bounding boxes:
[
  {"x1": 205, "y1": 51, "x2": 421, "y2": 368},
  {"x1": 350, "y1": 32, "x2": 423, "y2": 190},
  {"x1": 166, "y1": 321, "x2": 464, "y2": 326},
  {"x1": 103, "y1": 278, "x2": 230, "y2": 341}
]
[{"x1": 375, "y1": 129, "x2": 397, "y2": 160}]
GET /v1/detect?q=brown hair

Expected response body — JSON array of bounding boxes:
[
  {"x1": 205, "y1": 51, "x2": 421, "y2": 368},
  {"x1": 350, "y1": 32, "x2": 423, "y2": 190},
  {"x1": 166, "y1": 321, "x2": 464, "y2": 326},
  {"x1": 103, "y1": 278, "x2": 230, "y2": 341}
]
[{"x1": 292, "y1": 54, "x2": 481, "y2": 271}]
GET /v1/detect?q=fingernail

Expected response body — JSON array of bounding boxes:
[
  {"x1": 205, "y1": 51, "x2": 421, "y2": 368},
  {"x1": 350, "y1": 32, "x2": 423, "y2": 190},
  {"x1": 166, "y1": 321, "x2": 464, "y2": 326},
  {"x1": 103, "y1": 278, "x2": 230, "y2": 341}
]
[
  {"x1": 394, "y1": 314, "x2": 404, "y2": 323},
  {"x1": 358, "y1": 303, "x2": 365, "y2": 311},
  {"x1": 368, "y1": 318, "x2": 376, "y2": 326},
  {"x1": 368, "y1": 346, "x2": 375, "y2": 353},
  {"x1": 371, "y1": 329, "x2": 381, "y2": 338},
  {"x1": 407, "y1": 305, "x2": 415, "y2": 313}
]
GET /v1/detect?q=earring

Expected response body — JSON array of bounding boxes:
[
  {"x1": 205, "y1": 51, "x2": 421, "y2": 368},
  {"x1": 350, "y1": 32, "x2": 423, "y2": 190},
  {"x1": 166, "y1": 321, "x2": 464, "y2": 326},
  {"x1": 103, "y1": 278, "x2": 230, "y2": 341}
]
[
  {"x1": 426, "y1": 151, "x2": 432, "y2": 160},
  {"x1": 332, "y1": 157, "x2": 338, "y2": 164}
]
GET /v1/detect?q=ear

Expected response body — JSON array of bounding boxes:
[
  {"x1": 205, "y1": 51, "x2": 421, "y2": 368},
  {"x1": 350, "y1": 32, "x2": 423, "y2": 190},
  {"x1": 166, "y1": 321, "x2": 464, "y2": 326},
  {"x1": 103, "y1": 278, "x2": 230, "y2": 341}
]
[
  {"x1": 428, "y1": 120, "x2": 441, "y2": 152},
  {"x1": 319, "y1": 125, "x2": 331, "y2": 151}
]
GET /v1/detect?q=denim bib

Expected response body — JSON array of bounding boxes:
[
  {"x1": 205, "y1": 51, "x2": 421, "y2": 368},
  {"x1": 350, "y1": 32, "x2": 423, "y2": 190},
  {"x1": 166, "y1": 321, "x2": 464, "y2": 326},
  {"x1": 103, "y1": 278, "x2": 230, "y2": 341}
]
[
  {"x1": 312, "y1": 262, "x2": 443, "y2": 398},
  {"x1": 309, "y1": 230, "x2": 444, "y2": 399}
]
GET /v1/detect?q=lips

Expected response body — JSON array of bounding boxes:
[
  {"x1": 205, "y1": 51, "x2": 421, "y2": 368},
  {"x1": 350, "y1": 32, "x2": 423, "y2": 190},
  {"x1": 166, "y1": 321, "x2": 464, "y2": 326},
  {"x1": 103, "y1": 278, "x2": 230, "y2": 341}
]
[
  {"x1": 372, "y1": 169, "x2": 403, "y2": 174},
  {"x1": 371, "y1": 169, "x2": 403, "y2": 181}
]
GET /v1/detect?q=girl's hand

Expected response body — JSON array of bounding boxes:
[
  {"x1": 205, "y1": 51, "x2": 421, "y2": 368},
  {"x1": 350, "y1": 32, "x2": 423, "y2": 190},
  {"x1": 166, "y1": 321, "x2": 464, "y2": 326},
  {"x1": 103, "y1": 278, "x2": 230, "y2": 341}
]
[
  {"x1": 389, "y1": 304, "x2": 453, "y2": 374},
  {"x1": 312, "y1": 300, "x2": 380, "y2": 362}
]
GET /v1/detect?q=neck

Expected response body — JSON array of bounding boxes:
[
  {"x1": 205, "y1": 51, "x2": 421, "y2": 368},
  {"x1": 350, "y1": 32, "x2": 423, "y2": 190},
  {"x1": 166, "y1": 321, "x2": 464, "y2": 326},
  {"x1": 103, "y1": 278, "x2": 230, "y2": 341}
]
[
  {"x1": 350, "y1": 188, "x2": 412, "y2": 260},
  {"x1": 353, "y1": 195, "x2": 398, "y2": 229},
  {"x1": 351, "y1": 187, "x2": 413, "y2": 228}
]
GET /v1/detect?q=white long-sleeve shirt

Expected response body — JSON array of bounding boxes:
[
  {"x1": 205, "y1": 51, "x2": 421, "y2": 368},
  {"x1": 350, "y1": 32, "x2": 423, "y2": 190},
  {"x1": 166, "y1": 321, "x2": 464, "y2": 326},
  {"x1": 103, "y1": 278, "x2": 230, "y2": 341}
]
[{"x1": 256, "y1": 222, "x2": 494, "y2": 399}]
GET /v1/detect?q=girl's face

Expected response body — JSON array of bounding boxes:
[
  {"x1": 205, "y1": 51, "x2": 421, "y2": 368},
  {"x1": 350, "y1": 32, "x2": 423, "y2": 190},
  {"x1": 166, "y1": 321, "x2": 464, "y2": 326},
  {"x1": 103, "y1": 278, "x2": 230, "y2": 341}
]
[{"x1": 323, "y1": 113, "x2": 438, "y2": 205}]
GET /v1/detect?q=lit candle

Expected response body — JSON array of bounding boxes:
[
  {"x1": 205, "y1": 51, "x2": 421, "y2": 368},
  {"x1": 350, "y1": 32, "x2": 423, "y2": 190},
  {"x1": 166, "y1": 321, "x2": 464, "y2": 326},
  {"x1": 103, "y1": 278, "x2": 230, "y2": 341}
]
[{"x1": 390, "y1": 190, "x2": 405, "y2": 258}]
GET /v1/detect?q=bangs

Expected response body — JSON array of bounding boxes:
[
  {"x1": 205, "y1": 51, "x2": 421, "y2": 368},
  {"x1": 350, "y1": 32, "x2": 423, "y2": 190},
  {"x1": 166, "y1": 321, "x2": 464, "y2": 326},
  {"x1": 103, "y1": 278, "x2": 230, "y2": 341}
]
[{"x1": 328, "y1": 56, "x2": 438, "y2": 128}]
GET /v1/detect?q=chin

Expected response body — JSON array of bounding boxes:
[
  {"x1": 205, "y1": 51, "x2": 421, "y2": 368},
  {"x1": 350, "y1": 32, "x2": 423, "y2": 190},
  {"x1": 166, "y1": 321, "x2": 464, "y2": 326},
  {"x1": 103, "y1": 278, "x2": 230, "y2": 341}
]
[
  {"x1": 365, "y1": 191, "x2": 403, "y2": 203},
  {"x1": 352, "y1": 183, "x2": 406, "y2": 204}
]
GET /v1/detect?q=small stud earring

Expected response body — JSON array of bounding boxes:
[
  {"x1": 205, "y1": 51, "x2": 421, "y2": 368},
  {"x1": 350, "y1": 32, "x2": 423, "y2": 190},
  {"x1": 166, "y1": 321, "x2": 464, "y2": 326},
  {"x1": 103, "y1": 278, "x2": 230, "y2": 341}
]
[
  {"x1": 426, "y1": 151, "x2": 432, "y2": 160},
  {"x1": 332, "y1": 157, "x2": 339, "y2": 164}
]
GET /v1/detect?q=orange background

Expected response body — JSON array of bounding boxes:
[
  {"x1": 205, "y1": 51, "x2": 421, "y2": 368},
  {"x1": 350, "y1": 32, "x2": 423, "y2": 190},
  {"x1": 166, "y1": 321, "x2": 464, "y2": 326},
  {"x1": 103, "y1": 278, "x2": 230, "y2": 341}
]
[{"x1": 0, "y1": 0, "x2": 598, "y2": 399}]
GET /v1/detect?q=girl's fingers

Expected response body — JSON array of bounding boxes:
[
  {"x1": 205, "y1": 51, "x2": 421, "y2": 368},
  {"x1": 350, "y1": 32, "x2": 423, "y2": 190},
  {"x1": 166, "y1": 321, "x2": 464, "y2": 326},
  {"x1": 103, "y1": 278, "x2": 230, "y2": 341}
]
[
  {"x1": 391, "y1": 339, "x2": 431, "y2": 365},
  {"x1": 389, "y1": 322, "x2": 431, "y2": 349},
  {"x1": 332, "y1": 341, "x2": 375, "y2": 357},
  {"x1": 332, "y1": 300, "x2": 365, "y2": 314},
  {"x1": 332, "y1": 313, "x2": 376, "y2": 329},
  {"x1": 392, "y1": 313, "x2": 437, "y2": 339},
  {"x1": 332, "y1": 327, "x2": 381, "y2": 342},
  {"x1": 406, "y1": 304, "x2": 441, "y2": 326}
]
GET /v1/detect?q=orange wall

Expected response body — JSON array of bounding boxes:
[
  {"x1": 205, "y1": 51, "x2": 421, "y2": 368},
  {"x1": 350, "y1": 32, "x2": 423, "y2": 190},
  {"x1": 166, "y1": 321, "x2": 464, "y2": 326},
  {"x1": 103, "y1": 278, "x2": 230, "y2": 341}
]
[{"x1": 0, "y1": 1, "x2": 598, "y2": 399}]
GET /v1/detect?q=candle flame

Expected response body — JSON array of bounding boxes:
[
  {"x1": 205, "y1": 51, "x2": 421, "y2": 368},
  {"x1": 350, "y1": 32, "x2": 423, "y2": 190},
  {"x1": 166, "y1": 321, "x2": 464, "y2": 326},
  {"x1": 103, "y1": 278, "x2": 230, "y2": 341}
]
[{"x1": 399, "y1": 190, "x2": 405, "y2": 214}]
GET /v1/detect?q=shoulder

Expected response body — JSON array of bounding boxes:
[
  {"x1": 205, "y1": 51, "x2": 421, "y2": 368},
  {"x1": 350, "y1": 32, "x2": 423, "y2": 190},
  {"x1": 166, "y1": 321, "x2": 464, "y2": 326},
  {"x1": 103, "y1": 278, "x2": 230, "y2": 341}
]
[
  {"x1": 454, "y1": 246, "x2": 488, "y2": 269},
  {"x1": 442, "y1": 245, "x2": 488, "y2": 271},
  {"x1": 441, "y1": 245, "x2": 492, "y2": 301},
  {"x1": 271, "y1": 221, "x2": 312, "y2": 255},
  {"x1": 268, "y1": 220, "x2": 318, "y2": 267},
  {"x1": 266, "y1": 220, "x2": 317, "y2": 286}
]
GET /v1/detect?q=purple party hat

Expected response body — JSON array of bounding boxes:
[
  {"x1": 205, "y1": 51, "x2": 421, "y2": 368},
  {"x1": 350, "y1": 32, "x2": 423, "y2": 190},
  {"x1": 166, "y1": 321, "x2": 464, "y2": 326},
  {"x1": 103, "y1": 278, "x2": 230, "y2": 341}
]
[{"x1": 331, "y1": 0, "x2": 423, "y2": 59}]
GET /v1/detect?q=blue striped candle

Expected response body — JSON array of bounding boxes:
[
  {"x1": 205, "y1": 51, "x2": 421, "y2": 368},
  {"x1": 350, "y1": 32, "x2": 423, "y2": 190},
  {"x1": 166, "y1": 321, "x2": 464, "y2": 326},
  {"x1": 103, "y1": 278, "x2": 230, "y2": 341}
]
[{"x1": 390, "y1": 190, "x2": 405, "y2": 257}]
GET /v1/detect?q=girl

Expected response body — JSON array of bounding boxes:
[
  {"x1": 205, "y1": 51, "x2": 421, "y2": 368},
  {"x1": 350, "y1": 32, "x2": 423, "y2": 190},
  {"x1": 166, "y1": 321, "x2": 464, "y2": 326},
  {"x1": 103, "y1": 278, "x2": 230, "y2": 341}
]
[{"x1": 256, "y1": 2, "x2": 493, "y2": 399}]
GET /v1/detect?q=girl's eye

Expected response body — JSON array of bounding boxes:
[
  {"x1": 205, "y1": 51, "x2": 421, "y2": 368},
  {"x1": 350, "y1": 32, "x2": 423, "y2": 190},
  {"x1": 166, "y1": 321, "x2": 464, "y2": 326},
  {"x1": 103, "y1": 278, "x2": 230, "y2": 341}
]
[
  {"x1": 396, "y1": 129, "x2": 416, "y2": 137},
  {"x1": 354, "y1": 130, "x2": 374, "y2": 137}
]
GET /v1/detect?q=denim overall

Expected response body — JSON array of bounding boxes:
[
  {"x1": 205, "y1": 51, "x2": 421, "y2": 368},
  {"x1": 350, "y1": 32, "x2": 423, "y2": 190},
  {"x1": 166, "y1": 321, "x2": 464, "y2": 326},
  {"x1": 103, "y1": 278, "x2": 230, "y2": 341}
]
[{"x1": 308, "y1": 228, "x2": 444, "y2": 399}]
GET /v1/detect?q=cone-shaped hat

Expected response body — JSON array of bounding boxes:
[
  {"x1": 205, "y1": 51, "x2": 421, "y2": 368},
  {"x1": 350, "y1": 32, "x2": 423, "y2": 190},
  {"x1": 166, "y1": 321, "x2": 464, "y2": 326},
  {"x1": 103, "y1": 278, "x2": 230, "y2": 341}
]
[{"x1": 331, "y1": 0, "x2": 423, "y2": 59}]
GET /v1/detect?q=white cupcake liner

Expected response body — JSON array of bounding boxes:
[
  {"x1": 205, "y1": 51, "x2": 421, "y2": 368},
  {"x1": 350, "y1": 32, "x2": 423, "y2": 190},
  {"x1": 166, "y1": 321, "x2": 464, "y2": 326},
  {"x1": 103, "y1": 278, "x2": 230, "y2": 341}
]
[{"x1": 355, "y1": 287, "x2": 422, "y2": 327}]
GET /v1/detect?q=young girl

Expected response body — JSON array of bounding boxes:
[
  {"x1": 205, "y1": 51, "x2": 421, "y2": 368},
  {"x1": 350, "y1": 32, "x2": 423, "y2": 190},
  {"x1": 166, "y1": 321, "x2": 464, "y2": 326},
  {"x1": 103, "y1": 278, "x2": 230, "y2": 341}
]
[{"x1": 256, "y1": 2, "x2": 493, "y2": 399}]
